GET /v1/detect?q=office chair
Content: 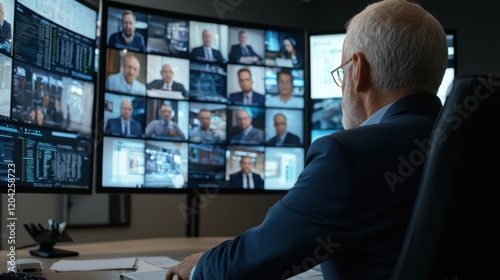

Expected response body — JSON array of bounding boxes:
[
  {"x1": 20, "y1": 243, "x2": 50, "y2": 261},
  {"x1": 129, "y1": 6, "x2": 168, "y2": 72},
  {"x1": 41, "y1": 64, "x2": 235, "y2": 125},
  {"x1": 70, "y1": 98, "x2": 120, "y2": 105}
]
[{"x1": 391, "y1": 74, "x2": 500, "y2": 280}]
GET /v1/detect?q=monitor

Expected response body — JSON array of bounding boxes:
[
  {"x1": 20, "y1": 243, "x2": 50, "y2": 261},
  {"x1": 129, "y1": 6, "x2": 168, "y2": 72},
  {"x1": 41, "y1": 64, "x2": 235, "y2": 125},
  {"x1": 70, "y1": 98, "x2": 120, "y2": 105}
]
[
  {"x1": 96, "y1": 1, "x2": 307, "y2": 193},
  {"x1": 308, "y1": 30, "x2": 457, "y2": 144},
  {"x1": 308, "y1": 32, "x2": 346, "y2": 144},
  {"x1": 0, "y1": 0, "x2": 98, "y2": 194}
]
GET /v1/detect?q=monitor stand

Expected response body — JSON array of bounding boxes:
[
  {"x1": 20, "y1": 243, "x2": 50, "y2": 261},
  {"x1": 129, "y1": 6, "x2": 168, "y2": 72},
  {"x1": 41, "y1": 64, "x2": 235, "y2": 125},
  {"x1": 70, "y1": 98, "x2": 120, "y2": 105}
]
[
  {"x1": 24, "y1": 223, "x2": 78, "y2": 258},
  {"x1": 30, "y1": 243, "x2": 79, "y2": 258}
]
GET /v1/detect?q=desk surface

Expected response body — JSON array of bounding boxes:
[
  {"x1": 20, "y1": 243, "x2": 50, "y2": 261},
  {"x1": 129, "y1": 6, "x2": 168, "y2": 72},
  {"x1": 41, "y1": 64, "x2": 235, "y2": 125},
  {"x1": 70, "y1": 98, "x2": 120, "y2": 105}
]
[{"x1": 2, "y1": 237, "x2": 231, "y2": 280}]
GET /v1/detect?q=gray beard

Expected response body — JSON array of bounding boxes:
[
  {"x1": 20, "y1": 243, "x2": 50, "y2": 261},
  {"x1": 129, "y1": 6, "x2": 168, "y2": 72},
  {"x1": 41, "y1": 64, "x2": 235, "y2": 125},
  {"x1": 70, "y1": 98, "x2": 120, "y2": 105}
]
[{"x1": 341, "y1": 77, "x2": 365, "y2": 129}]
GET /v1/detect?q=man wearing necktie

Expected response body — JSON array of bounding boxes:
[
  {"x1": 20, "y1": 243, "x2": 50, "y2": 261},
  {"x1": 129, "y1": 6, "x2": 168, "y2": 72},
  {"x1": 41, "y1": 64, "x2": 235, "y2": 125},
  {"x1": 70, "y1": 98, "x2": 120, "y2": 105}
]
[
  {"x1": 123, "y1": 121, "x2": 129, "y2": 136},
  {"x1": 146, "y1": 64, "x2": 188, "y2": 97},
  {"x1": 228, "y1": 31, "x2": 263, "y2": 64},
  {"x1": 145, "y1": 103, "x2": 186, "y2": 140},
  {"x1": 229, "y1": 108, "x2": 264, "y2": 145},
  {"x1": 266, "y1": 113, "x2": 301, "y2": 147},
  {"x1": 189, "y1": 29, "x2": 224, "y2": 62},
  {"x1": 227, "y1": 156, "x2": 264, "y2": 189},
  {"x1": 228, "y1": 68, "x2": 265, "y2": 106},
  {"x1": 104, "y1": 99, "x2": 143, "y2": 137}
]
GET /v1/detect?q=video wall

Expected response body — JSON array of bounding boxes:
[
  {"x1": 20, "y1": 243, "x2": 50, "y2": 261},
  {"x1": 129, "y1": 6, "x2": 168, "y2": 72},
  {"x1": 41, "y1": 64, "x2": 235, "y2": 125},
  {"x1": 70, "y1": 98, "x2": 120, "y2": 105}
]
[
  {"x1": 0, "y1": 0, "x2": 97, "y2": 193},
  {"x1": 97, "y1": 1, "x2": 306, "y2": 192}
]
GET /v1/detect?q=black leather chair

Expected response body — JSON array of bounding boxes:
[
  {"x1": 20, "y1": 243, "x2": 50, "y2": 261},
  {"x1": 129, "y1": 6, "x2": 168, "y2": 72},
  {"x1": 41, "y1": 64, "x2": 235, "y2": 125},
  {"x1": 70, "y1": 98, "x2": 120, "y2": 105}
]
[{"x1": 391, "y1": 75, "x2": 500, "y2": 280}]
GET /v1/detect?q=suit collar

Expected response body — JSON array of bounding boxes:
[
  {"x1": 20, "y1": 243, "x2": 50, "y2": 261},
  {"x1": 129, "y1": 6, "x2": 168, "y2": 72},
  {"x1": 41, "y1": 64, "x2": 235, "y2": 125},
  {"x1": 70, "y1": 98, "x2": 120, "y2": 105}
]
[{"x1": 381, "y1": 93, "x2": 442, "y2": 121}]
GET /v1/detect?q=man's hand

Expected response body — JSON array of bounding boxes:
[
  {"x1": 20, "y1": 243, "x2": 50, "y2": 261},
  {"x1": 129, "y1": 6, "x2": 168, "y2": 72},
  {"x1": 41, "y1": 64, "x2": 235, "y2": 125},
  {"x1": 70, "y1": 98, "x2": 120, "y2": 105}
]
[{"x1": 165, "y1": 252, "x2": 204, "y2": 280}]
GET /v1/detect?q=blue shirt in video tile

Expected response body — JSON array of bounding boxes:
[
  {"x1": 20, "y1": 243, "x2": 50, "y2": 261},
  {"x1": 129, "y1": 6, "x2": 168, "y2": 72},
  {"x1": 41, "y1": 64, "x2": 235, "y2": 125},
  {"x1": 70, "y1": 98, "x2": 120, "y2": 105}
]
[{"x1": 108, "y1": 31, "x2": 146, "y2": 52}]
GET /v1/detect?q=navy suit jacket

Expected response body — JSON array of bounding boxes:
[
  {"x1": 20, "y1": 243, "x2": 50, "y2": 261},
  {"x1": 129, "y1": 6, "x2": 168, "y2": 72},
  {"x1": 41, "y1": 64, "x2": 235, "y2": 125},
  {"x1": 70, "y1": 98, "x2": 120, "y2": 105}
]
[
  {"x1": 228, "y1": 44, "x2": 262, "y2": 64},
  {"x1": 266, "y1": 132, "x2": 301, "y2": 147},
  {"x1": 192, "y1": 93, "x2": 442, "y2": 279},
  {"x1": 228, "y1": 91, "x2": 265, "y2": 106},
  {"x1": 190, "y1": 46, "x2": 224, "y2": 62},
  {"x1": 105, "y1": 117, "x2": 142, "y2": 137},
  {"x1": 0, "y1": 20, "x2": 12, "y2": 43},
  {"x1": 227, "y1": 171, "x2": 264, "y2": 189},
  {"x1": 230, "y1": 126, "x2": 264, "y2": 145},
  {"x1": 146, "y1": 80, "x2": 188, "y2": 97}
]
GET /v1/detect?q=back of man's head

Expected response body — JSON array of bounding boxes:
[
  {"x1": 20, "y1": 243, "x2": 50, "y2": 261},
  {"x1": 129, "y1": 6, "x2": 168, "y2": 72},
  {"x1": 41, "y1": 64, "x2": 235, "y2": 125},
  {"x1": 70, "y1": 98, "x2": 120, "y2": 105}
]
[{"x1": 344, "y1": 0, "x2": 447, "y2": 95}]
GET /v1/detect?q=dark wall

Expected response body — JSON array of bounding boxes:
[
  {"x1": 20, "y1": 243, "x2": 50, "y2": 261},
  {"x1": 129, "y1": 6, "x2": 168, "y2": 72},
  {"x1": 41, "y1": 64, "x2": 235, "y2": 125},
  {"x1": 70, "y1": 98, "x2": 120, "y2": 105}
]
[
  {"x1": 308, "y1": 0, "x2": 500, "y2": 77},
  {"x1": 105, "y1": 0, "x2": 312, "y2": 30},
  {"x1": 100, "y1": 0, "x2": 500, "y2": 76}
]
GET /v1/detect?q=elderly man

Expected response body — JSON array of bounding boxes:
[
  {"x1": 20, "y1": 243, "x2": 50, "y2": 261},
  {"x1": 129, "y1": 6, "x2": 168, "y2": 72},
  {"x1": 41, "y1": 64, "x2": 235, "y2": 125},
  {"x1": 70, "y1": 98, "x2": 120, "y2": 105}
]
[
  {"x1": 228, "y1": 31, "x2": 262, "y2": 64},
  {"x1": 189, "y1": 29, "x2": 224, "y2": 62},
  {"x1": 146, "y1": 64, "x2": 187, "y2": 97},
  {"x1": 167, "y1": 0, "x2": 447, "y2": 278},
  {"x1": 105, "y1": 54, "x2": 146, "y2": 95},
  {"x1": 229, "y1": 108, "x2": 264, "y2": 145},
  {"x1": 104, "y1": 99, "x2": 142, "y2": 137}
]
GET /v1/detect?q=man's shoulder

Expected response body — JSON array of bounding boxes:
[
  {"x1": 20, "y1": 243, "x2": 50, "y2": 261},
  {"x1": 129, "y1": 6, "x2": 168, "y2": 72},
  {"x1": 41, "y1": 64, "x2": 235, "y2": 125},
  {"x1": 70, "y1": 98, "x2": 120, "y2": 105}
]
[
  {"x1": 251, "y1": 127, "x2": 264, "y2": 134},
  {"x1": 107, "y1": 117, "x2": 120, "y2": 124},
  {"x1": 108, "y1": 32, "x2": 121, "y2": 41},
  {"x1": 191, "y1": 46, "x2": 203, "y2": 52},
  {"x1": 253, "y1": 92, "x2": 265, "y2": 99},
  {"x1": 230, "y1": 171, "x2": 242, "y2": 177},
  {"x1": 173, "y1": 81, "x2": 186, "y2": 88},
  {"x1": 288, "y1": 132, "x2": 300, "y2": 139},
  {"x1": 229, "y1": 91, "x2": 243, "y2": 97},
  {"x1": 266, "y1": 135, "x2": 277, "y2": 143},
  {"x1": 147, "y1": 119, "x2": 161, "y2": 126},
  {"x1": 107, "y1": 72, "x2": 121, "y2": 80}
]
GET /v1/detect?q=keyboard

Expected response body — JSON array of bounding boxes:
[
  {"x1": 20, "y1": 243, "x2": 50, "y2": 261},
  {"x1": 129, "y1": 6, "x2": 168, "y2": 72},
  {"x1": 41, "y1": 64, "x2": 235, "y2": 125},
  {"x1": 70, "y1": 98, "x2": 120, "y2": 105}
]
[{"x1": 0, "y1": 272, "x2": 47, "y2": 280}]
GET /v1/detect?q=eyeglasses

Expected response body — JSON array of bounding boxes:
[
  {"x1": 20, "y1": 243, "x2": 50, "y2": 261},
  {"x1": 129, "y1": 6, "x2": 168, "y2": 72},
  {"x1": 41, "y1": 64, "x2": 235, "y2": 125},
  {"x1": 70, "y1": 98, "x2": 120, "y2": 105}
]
[{"x1": 330, "y1": 58, "x2": 352, "y2": 87}]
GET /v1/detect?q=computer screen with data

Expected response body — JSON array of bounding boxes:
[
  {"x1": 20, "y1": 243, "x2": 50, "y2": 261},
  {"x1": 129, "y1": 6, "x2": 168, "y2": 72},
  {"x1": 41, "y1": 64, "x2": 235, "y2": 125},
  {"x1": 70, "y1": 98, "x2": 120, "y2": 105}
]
[
  {"x1": 97, "y1": 1, "x2": 307, "y2": 193},
  {"x1": 0, "y1": 0, "x2": 97, "y2": 194},
  {"x1": 308, "y1": 30, "x2": 456, "y2": 144}
]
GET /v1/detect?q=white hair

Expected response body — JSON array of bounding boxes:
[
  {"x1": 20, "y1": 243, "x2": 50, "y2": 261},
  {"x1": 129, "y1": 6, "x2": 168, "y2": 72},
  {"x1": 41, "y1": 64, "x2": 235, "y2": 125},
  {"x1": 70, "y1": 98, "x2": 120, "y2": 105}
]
[{"x1": 344, "y1": 0, "x2": 448, "y2": 94}]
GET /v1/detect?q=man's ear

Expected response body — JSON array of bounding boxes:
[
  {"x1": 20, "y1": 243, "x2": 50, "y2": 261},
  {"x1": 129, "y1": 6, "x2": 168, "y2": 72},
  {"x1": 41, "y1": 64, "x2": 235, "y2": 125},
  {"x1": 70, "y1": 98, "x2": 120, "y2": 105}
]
[{"x1": 351, "y1": 52, "x2": 370, "y2": 92}]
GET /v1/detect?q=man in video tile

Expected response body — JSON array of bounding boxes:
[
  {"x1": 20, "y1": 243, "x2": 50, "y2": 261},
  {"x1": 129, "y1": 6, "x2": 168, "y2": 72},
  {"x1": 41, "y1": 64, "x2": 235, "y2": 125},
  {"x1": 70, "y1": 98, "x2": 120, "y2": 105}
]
[
  {"x1": 227, "y1": 156, "x2": 264, "y2": 189},
  {"x1": 146, "y1": 64, "x2": 188, "y2": 97},
  {"x1": 229, "y1": 108, "x2": 264, "y2": 145},
  {"x1": 105, "y1": 99, "x2": 143, "y2": 137},
  {"x1": 228, "y1": 31, "x2": 262, "y2": 65},
  {"x1": 228, "y1": 68, "x2": 265, "y2": 106},
  {"x1": 108, "y1": 10, "x2": 146, "y2": 52},
  {"x1": 190, "y1": 29, "x2": 224, "y2": 62},
  {"x1": 266, "y1": 113, "x2": 300, "y2": 147}
]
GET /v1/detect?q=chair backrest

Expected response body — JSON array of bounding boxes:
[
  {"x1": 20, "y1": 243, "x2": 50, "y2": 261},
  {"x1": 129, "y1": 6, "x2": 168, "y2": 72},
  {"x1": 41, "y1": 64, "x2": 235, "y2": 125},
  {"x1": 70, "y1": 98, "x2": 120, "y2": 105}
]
[{"x1": 391, "y1": 75, "x2": 500, "y2": 279}]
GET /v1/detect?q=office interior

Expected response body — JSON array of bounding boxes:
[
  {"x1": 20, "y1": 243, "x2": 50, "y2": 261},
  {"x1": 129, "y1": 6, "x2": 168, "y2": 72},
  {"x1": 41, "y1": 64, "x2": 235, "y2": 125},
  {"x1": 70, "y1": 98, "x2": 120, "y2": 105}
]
[{"x1": 1, "y1": 0, "x2": 499, "y2": 251}]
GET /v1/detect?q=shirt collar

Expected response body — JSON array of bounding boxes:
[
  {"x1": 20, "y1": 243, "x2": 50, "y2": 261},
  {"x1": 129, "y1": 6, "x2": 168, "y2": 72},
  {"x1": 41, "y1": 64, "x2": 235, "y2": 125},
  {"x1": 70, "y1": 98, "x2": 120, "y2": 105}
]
[{"x1": 360, "y1": 101, "x2": 395, "y2": 126}]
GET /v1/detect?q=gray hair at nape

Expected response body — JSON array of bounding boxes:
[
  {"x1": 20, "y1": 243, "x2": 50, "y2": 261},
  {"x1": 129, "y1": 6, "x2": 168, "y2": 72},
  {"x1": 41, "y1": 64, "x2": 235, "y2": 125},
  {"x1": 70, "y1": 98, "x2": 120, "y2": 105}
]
[{"x1": 343, "y1": 0, "x2": 447, "y2": 95}]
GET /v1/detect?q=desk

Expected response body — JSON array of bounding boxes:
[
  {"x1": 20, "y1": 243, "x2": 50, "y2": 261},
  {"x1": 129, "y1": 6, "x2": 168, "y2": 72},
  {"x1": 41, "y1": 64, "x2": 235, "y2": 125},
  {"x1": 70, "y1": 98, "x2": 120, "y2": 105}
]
[{"x1": 1, "y1": 237, "x2": 231, "y2": 280}]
